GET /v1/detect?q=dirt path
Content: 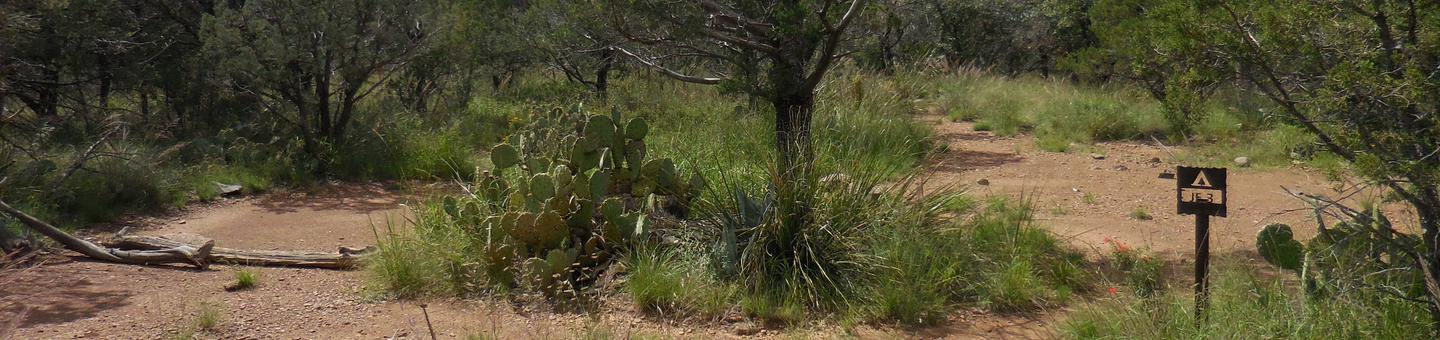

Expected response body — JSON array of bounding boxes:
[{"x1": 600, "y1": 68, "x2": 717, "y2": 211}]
[
  {"x1": 919, "y1": 117, "x2": 1378, "y2": 259},
  {"x1": 3, "y1": 118, "x2": 1389, "y2": 339},
  {"x1": 0, "y1": 184, "x2": 784, "y2": 339}
]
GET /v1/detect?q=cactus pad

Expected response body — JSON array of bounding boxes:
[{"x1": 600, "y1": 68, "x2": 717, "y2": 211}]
[
  {"x1": 1257, "y1": 223, "x2": 1304, "y2": 271},
  {"x1": 491, "y1": 143, "x2": 520, "y2": 169}
]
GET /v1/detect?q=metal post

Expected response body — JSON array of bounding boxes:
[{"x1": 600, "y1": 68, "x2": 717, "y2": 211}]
[{"x1": 1194, "y1": 213, "x2": 1211, "y2": 323}]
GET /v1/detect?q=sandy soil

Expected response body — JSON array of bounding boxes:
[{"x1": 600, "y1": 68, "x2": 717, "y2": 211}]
[
  {"x1": 2, "y1": 117, "x2": 1398, "y2": 339},
  {"x1": 919, "y1": 117, "x2": 1398, "y2": 259}
]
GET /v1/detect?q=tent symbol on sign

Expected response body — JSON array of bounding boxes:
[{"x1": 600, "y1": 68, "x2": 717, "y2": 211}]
[
  {"x1": 1191, "y1": 172, "x2": 1213, "y2": 188},
  {"x1": 1176, "y1": 166, "x2": 1227, "y2": 217}
]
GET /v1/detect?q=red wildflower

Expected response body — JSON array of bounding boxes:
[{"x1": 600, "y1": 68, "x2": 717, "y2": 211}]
[{"x1": 1107, "y1": 286, "x2": 1118, "y2": 295}]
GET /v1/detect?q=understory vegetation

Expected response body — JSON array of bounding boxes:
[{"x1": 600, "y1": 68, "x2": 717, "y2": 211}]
[
  {"x1": 7, "y1": 0, "x2": 1435, "y2": 338},
  {"x1": 366, "y1": 74, "x2": 1089, "y2": 325},
  {"x1": 1064, "y1": 262, "x2": 1434, "y2": 339}
]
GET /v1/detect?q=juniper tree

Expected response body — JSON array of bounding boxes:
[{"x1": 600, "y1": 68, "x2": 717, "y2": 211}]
[{"x1": 199, "y1": 0, "x2": 431, "y2": 170}]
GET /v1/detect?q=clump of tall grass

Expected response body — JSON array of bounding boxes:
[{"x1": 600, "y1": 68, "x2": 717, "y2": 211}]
[
  {"x1": 227, "y1": 268, "x2": 260, "y2": 291},
  {"x1": 862, "y1": 195, "x2": 1090, "y2": 324},
  {"x1": 624, "y1": 246, "x2": 734, "y2": 318},
  {"x1": 1060, "y1": 264, "x2": 1435, "y2": 339},
  {"x1": 367, "y1": 202, "x2": 504, "y2": 298},
  {"x1": 695, "y1": 158, "x2": 1087, "y2": 325}
]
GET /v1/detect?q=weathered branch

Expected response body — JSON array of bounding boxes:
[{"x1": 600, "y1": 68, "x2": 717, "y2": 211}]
[
  {"x1": 613, "y1": 47, "x2": 725, "y2": 85},
  {"x1": 109, "y1": 236, "x2": 373, "y2": 270},
  {"x1": 0, "y1": 199, "x2": 212, "y2": 269},
  {"x1": 0, "y1": 199, "x2": 371, "y2": 270}
]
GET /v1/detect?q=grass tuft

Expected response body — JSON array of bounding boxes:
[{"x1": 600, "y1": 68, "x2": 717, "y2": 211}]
[{"x1": 227, "y1": 268, "x2": 260, "y2": 291}]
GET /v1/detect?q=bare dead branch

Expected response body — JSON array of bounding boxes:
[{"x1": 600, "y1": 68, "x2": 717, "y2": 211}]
[{"x1": 612, "y1": 47, "x2": 725, "y2": 85}]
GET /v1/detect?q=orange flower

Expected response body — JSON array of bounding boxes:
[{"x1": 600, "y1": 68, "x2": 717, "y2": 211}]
[{"x1": 1107, "y1": 287, "x2": 1119, "y2": 295}]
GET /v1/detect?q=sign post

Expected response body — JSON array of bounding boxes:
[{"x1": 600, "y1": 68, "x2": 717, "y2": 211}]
[{"x1": 1176, "y1": 166, "x2": 1226, "y2": 322}]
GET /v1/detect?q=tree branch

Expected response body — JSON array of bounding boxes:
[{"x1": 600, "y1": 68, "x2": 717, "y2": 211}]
[
  {"x1": 612, "y1": 47, "x2": 725, "y2": 85},
  {"x1": 806, "y1": 0, "x2": 866, "y2": 89}
]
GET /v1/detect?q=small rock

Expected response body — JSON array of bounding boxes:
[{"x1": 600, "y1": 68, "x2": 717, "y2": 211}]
[
  {"x1": 1289, "y1": 152, "x2": 1303, "y2": 159},
  {"x1": 1234, "y1": 156, "x2": 1252, "y2": 167},
  {"x1": 215, "y1": 182, "x2": 244, "y2": 196},
  {"x1": 975, "y1": 178, "x2": 990, "y2": 186},
  {"x1": 1113, "y1": 165, "x2": 1129, "y2": 171},
  {"x1": 1090, "y1": 153, "x2": 1106, "y2": 160},
  {"x1": 177, "y1": 220, "x2": 187, "y2": 225},
  {"x1": 1148, "y1": 157, "x2": 1162, "y2": 163}
]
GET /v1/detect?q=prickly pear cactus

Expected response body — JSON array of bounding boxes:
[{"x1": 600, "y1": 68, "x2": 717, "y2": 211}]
[
  {"x1": 460, "y1": 110, "x2": 708, "y2": 297},
  {"x1": 522, "y1": 248, "x2": 579, "y2": 296},
  {"x1": 1257, "y1": 223, "x2": 1305, "y2": 271}
]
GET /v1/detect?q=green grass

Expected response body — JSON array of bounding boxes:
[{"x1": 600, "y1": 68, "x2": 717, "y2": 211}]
[
  {"x1": 364, "y1": 70, "x2": 1097, "y2": 329},
  {"x1": 624, "y1": 246, "x2": 733, "y2": 318},
  {"x1": 865, "y1": 197, "x2": 1088, "y2": 324},
  {"x1": 1128, "y1": 208, "x2": 1152, "y2": 221},
  {"x1": 1060, "y1": 263, "x2": 1435, "y2": 339},
  {"x1": 926, "y1": 68, "x2": 1326, "y2": 166},
  {"x1": 171, "y1": 301, "x2": 224, "y2": 339},
  {"x1": 366, "y1": 209, "x2": 497, "y2": 298},
  {"x1": 929, "y1": 69, "x2": 1166, "y2": 146},
  {"x1": 229, "y1": 268, "x2": 259, "y2": 291}
]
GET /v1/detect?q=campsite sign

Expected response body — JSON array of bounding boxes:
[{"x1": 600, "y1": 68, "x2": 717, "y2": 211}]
[{"x1": 1175, "y1": 166, "x2": 1227, "y2": 322}]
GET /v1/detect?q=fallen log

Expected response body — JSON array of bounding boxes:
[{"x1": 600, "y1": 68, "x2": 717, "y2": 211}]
[
  {"x1": 108, "y1": 236, "x2": 373, "y2": 270},
  {"x1": 0, "y1": 199, "x2": 213, "y2": 269}
]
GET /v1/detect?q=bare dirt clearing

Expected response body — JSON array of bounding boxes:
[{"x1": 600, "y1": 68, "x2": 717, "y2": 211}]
[
  {"x1": 919, "y1": 116, "x2": 1388, "y2": 259},
  {"x1": 3, "y1": 118, "x2": 1392, "y2": 339}
]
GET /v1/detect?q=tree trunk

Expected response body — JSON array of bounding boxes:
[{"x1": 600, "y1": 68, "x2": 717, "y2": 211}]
[
  {"x1": 770, "y1": 81, "x2": 815, "y2": 233},
  {"x1": 595, "y1": 49, "x2": 615, "y2": 100}
]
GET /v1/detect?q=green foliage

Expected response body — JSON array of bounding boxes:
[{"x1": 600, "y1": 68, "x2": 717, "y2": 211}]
[
  {"x1": 1256, "y1": 223, "x2": 1304, "y2": 271},
  {"x1": 373, "y1": 108, "x2": 703, "y2": 300},
  {"x1": 929, "y1": 70, "x2": 1167, "y2": 147},
  {"x1": 229, "y1": 268, "x2": 260, "y2": 291},
  {"x1": 200, "y1": 0, "x2": 433, "y2": 170},
  {"x1": 1104, "y1": 238, "x2": 1165, "y2": 298},
  {"x1": 1061, "y1": 264, "x2": 1435, "y2": 339},
  {"x1": 1127, "y1": 208, "x2": 1152, "y2": 221},
  {"x1": 624, "y1": 246, "x2": 733, "y2": 317},
  {"x1": 866, "y1": 196, "x2": 1087, "y2": 324},
  {"x1": 192, "y1": 302, "x2": 224, "y2": 333},
  {"x1": 1068, "y1": 0, "x2": 1225, "y2": 137}
]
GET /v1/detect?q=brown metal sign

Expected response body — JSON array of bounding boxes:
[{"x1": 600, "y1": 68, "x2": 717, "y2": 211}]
[{"x1": 1177, "y1": 166, "x2": 1226, "y2": 217}]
